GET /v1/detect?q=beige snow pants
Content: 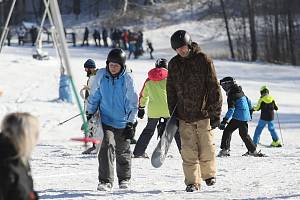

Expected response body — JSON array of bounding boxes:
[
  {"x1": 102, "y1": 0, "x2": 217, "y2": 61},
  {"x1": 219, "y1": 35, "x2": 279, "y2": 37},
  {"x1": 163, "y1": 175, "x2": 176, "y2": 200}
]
[{"x1": 179, "y1": 118, "x2": 216, "y2": 186}]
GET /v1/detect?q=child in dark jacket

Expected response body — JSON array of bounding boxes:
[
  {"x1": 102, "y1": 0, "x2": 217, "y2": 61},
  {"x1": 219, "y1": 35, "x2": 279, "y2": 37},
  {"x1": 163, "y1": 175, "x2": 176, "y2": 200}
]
[
  {"x1": 0, "y1": 112, "x2": 39, "y2": 200},
  {"x1": 252, "y1": 86, "x2": 281, "y2": 147},
  {"x1": 218, "y1": 77, "x2": 264, "y2": 157}
]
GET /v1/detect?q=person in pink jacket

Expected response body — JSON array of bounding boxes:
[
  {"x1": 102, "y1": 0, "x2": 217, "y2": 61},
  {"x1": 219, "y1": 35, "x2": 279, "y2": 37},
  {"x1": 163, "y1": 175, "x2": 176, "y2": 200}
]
[{"x1": 133, "y1": 58, "x2": 181, "y2": 158}]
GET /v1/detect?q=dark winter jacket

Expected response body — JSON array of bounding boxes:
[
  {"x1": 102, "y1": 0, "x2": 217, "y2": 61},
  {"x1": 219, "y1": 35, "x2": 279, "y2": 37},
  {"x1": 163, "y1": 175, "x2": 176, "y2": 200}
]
[
  {"x1": 167, "y1": 42, "x2": 222, "y2": 123},
  {"x1": 224, "y1": 84, "x2": 252, "y2": 122},
  {"x1": 253, "y1": 94, "x2": 278, "y2": 121},
  {"x1": 0, "y1": 134, "x2": 38, "y2": 200}
]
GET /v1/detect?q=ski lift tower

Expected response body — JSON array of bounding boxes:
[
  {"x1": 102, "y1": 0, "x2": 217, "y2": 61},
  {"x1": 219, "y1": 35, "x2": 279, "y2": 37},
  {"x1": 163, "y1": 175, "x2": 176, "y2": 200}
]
[{"x1": 0, "y1": 0, "x2": 89, "y2": 137}]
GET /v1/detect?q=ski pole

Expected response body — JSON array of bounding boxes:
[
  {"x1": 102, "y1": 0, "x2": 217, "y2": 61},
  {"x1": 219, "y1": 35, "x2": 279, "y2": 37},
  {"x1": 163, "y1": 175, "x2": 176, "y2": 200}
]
[
  {"x1": 276, "y1": 111, "x2": 284, "y2": 146},
  {"x1": 58, "y1": 113, "x2": 81, "y2": 126}
]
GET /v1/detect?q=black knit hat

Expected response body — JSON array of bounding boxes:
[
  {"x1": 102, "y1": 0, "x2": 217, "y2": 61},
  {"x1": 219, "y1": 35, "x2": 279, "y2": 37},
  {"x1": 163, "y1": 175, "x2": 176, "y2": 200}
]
[{"x1": 84, "y1": 59, "x2": 96, "y2": 68}]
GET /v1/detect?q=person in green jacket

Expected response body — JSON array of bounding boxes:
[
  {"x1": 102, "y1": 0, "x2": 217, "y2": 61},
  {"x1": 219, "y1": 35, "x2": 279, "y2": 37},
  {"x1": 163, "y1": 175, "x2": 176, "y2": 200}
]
[
  {"x1": 133, "y1": 58, "x2": 181, "y2": 158},
  {"x1": 252, "y1": 86, "x2": 282, "y2": 147}
]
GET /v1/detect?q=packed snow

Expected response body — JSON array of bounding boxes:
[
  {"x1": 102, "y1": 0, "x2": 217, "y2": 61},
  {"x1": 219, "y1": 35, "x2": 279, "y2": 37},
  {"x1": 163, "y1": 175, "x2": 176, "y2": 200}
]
[{"x1": 0, "y1": 21, "x2": 300, "y2": 200}]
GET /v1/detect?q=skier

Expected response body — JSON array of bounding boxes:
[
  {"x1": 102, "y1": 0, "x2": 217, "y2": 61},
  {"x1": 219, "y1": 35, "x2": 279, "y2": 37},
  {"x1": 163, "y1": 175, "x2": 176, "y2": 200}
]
[
  {"x1": 81, "y1": 27, "x2": 89, "y2": 46},
  {"x1": 146, "y1": 39, "x2": 154, "y2": 59},
  {"x1": 17, "y1": 26, "x2": 25, "y2": 46},
  {"x1": 93, "y1": 29, "x2": 101, "y2": 47},
  {"x1": 133, "y1": 58, "x2": 181, "y2": 158},
  {"x1": 86, "y1": 48, "x2": 138, "y2": 191},
  {"x1": 29, "y1": 26, "x2": 38, "y2": 46},
  {"x1": 80, "y1": 59, "x2": 99, "y2": 154},
  {"x1": 218, "y1": 77, "x2": 265, "y2": 157},
  {"x1": 167, "y1": 30, "x2": 222, "y2": 192},
  {"x1": 252, "y1": 86, "x2": 282, "y2": 147},
  {"x1": 0, "y1": 112, "x2": 39, "y2": 200}
]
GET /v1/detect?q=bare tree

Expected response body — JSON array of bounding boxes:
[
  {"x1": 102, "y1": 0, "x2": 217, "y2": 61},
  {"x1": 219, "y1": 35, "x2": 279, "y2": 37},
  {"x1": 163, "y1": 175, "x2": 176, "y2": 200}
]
[
  {"x1": 287, "y1": 8, "x2": 296, "y2": 65},
  {"x1": 220, "y1": 0, "x2": 235, "y2": 59},
  {"x1": 247, "y1": 0, "x2": 257, "y2": 61}
]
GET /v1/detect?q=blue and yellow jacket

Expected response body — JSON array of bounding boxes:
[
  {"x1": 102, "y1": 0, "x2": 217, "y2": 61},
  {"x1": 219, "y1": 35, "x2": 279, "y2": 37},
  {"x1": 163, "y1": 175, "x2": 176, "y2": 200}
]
[
  {"x1": 224, "y1": 84, "x2": 252, "y2": 122},
  {"x1": 253, "y1": 94, "x2": 278, "y2": 121}
]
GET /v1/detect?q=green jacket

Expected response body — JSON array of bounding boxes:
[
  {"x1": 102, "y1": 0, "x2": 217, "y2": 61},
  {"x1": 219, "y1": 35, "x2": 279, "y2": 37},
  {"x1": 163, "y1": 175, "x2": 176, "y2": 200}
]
[{"x1": 139, "y1": 67, "x2": 170, "y2": 118}]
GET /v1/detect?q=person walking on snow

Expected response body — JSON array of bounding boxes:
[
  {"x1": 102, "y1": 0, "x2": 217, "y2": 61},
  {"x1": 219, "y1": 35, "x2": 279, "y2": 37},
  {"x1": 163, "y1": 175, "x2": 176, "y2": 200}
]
[
  {"x1": 218, "y1": 77, "x2": 265, "y2": 157},
  {"x1": 86, "y1": 48, "x2": 138, "y2": 191},
  {"x1": 80, "y1": 59, "x2": 99, "y2": 154},
  {"x1": 167, "y1": 30, "x2": 222, "y2": 192},
  {"x1": 252, "y1": 86, "x2": 281, "y2": 147},
  {"x1": 133, "y1": 58, "x2": 181, "y2": 158}
]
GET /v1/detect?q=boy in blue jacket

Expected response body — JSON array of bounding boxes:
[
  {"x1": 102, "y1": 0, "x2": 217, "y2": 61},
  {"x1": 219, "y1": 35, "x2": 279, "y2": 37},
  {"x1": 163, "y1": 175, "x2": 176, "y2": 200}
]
[
  {"x1": 218, "y1": 77, "x2": 264, "y2": 157},
  {"x1": 86, "y1": 48, "x2": 138, "y2": 191}
]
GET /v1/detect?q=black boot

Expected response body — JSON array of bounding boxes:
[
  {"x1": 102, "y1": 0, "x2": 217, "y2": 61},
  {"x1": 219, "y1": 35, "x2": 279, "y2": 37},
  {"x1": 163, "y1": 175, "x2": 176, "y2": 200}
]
[
  {"x1": 185, "y1": 184, "x2": 200, "y2": 192},
  {"x1": 205, "y1": 177, "x2": 216, "y2": 186}
]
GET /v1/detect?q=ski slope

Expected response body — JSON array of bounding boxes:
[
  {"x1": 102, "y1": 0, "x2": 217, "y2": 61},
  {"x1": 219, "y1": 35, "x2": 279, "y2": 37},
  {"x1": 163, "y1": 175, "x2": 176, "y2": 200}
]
[{"x1": 0, "y1": 24, "x2": 300, "y2": 200}]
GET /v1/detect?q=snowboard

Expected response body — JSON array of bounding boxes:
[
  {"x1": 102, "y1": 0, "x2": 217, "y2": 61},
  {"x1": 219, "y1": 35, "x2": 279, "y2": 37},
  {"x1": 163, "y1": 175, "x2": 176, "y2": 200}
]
[{"x1": 151, "y1": 111, "x2": 179, "y2": 168}]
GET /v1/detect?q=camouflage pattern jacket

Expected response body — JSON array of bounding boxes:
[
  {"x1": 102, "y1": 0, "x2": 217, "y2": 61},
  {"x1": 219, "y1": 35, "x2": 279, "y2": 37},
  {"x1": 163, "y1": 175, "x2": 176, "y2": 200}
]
[{"x1": 167, "y1": 42, "x2": 222, "y2": 124}]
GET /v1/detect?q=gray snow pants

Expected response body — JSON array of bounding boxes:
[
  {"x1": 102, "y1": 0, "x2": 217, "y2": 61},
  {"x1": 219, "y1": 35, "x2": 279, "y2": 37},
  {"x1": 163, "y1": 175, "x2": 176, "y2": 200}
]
[{"x1": 98, "y1": 124, "x2": 131, "y2": 185}]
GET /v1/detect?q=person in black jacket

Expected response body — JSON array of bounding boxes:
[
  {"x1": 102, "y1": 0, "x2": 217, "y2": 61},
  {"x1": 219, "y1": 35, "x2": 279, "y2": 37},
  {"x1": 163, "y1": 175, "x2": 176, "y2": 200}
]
[
  {"x1": 252, "y1": 86, "x2": 281, "y2": 147},
  {"x1": 0, "y1": 112, "x2": 39, "y2": 200}
]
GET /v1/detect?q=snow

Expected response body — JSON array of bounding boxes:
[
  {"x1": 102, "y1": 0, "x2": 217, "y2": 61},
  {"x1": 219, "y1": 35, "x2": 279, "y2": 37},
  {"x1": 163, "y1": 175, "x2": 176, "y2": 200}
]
[{"x1": 1, "y1": 20, "x2": 300, "y2": 200}]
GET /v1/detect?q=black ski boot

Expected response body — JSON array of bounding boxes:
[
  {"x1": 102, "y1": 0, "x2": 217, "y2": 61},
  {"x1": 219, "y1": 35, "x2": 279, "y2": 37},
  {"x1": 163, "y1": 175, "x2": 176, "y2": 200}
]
[
  {"x1": 82, "y1": 145, "x2": 96, "y2": 154},
  {"x1": 217, "y1": 149, "x2": 230, "y2": 157},
  {"x1": 205, "y1": 177, "x2": 216, "y2": 186},
  {"x1": 185, "y1": 184, "x2": 200, "y2": 192},
  {"x1": 242, "y1": 150, "x2": 267, "y2": 157}
]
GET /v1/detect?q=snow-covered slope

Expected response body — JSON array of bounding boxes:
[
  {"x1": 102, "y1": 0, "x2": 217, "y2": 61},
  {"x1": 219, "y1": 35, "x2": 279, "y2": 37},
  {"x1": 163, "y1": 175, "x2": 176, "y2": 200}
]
[{"x1": 0, "y1": 21, "x2": 300, "y2": 199}]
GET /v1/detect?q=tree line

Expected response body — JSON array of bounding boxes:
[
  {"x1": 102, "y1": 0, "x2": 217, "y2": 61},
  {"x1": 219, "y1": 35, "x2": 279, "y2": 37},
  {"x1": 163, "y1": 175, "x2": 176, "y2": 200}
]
[{"x1": 219, "y1": 0, "x2": 299, "y2": 65}]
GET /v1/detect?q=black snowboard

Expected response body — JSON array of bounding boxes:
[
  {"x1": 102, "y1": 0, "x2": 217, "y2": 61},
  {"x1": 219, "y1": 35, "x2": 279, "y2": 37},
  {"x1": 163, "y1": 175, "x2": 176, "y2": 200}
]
[{"x1": 151, "y1": 112, "x2": 178, "y2": 168}]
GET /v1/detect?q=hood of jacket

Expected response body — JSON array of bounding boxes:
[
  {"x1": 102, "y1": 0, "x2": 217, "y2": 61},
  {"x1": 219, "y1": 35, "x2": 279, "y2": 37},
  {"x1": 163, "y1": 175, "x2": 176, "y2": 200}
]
[
  {"x1": 228, "y1": 84, "x2": 244, "y2": 100},
  {"x1": 148, "y1": 68, "x2": 168, "y2": 81}
]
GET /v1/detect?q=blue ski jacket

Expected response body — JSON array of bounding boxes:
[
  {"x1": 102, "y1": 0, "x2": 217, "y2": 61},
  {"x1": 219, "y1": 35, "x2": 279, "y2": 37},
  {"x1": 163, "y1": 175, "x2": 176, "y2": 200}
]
[
  {"x1": 224, "y1": 84, "x2": 252, "y2": 122},
  {"x1": 86, "y1": 67, "x2": 138, "y2": 128}
]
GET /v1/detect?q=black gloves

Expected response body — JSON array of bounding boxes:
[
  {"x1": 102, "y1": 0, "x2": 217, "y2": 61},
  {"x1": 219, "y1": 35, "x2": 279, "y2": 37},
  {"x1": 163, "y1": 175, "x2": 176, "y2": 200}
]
[
  {"x1": 137, "y1": 107, "x2": 145, "y2": 119},
  {"x1": 219, "y1": 118, "x2": 228, "y2": 130},
  {"x1": 124, "y1": 122, "x2": 137, "y2": 140},
  {"x1": 210, "y1": 118, "x2": 220, "y2": 130},
  {"x1": 86, "y1": 113, "x2": 93, "y2": 121}
]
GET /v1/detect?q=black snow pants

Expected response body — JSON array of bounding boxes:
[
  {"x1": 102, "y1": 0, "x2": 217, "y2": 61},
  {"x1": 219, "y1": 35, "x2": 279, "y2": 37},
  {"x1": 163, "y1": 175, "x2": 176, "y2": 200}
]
[{"x1": 220, "y1": 119, "x2": 256, "y2": 153}]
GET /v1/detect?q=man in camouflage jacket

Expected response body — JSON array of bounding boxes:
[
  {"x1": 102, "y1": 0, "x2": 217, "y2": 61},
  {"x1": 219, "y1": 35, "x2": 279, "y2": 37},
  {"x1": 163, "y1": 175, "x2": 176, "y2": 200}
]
[{"x1": 167, "y1": 30, "x2": 222, "y2": 192}]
